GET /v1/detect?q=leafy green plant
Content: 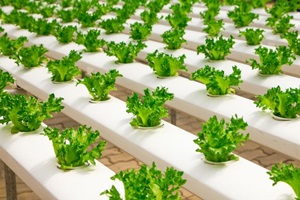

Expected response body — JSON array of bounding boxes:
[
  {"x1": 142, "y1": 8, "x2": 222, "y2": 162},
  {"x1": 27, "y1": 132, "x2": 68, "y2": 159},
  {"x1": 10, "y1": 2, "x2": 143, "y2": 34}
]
[
  {"x1": 194, "y1": 115, "x2": 249, "y2": 162},
  {"x1": 39, "y1": 5, "x2": 57, "y2": 18},
  {"x1": 29, "y1": 18, "x2": 58, "y2": 36},
  {"x1": 73, "y1": 0, "x2": 98, "y2": 13},
  {"x1": 61, "y1": 0, "x2": 73, "y2": 8},
  {"x1": 16, "y1": 12, "x2": 35, "y2": 30},
  {"x1": 54, "y1": 25, "x2": 77, "y2": 44},
  {"x1": 77, "y1": 11, "x2": 101, "y2": 28},
  {"x1": 247, "y1": 46, "x2": 295, "y2": 75},
  {"x1": 169, "y1": 3, "x2": 192, "y2": 16},
  {"x1": 75, "y1": 29, "x2": 106, "y2": 52},
  {"x1": 0, "y1": 70, "x2": 14, "y2": 93},
  {"x1": 267, "y1": 163, "x2": 300, "y2": 200},
  {"x1": 197, "y1": 35, "x2": 235, "y2": 61},
  {"x1": 191, "y1": 65, "x2": 242, "y2": 96},
  {"x1": 266, "y1": 15, "x2": 295, "y2": 35},
  {"x1": 161, "y1": 28, "x2": 186, "y2": 50},
  {"x1": 203, "y1": 19, "x2": 224, "y2": 37},
  {"x1": 239, "y1": 28, "x2": 264, "y2": 45},
  {"x1": 76, "y1": 69, "x2": 122, "y2": 101},
  {"x1": 0, "y1": 93, "x2": 64, "y2": 134},
  {"x1": 57, "y1": 8, "x2": 77, "y2": 23},
  {"x1": 46, "y1": 50, "x2": 82, "y2": 82},
  {"x1": 250, "y1": 0, "x2": 270, "y2": 8},
  {"x1": 146, "y1": 50, "x2": 187, "y2": 77},
  {"x1": 25, "y1": 1, "x2": 42, "y2": 14},
  {"x1": 255, "y1": 86, "x2": 300, "y2": 119},
  {"x1": 227, "y1": 8, "x2": 259, "y2": 28},
  {"x1": 98, "y1": 17, "x2": 125, "y2": 34},
  {"x1": 203, "y1": 0, "x2": 221, "y2": 9},
  {"x1": 266, "y1": 0, "x2": 299, "y2": 16},
  {"x1": 9, "y1": 44, "x2": 48, "y2": 68},
  {"x1": 0, "y1": 34, "x2": 28, "y2": 56},
  {"x1": 101, "y1": 163, "x2": 186, "y2": 200},
  {"x1": 11, "y1": 0, "x2": 27, "y2": 9},
  {"x1": 281, "y1": 31, "x2": 300, "y2": 56},
  {"x1": 105, "y1": 41, "x2": 146, "y2": 63},
  {"x1": 44, "y1": 125, "x2": 106, "y2": 171},
  {"x1": 101, "y1": 162, "x2": 186, "y2": 199},
  {"x1": 146, "y1": 0, "x2": 170, "y2": 12},
  {"x1": 130, "y1": 22, "x2": 152, "y2": 41},
  {"x1": 165, "y1": 13, "x2": 191, "y2": 30},
  {"x1": 126, "y1": 87, "x2": 174, "y2": 128},
  {"x1": 0, "y1": 0, "x2": 10, "y2": 6},
  {"x1": 94, "y1": 3, "x2": 111, "y2": 17},
  {"x1": 200, "y1": 7, "x2": 220, "y2": 22},
  {"x1": 140, "y1": 10, "x2": 161, "y2": 25}
]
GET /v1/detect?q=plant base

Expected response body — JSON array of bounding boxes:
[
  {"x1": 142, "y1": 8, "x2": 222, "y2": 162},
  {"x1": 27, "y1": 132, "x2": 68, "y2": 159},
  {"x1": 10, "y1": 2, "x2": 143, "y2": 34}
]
[
  {"x1": 202, "y1": 157, "x2": 238, "y2": 165},
  {"x1": 135, "y1": 123, "x2": 164, "y2": 130}
]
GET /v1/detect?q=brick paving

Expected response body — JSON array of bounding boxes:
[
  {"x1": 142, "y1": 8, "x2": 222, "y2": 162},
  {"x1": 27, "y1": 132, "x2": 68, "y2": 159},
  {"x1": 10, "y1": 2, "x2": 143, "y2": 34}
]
[{"x1": 1, "y1": 85, "x2": 300, "y2": 200}]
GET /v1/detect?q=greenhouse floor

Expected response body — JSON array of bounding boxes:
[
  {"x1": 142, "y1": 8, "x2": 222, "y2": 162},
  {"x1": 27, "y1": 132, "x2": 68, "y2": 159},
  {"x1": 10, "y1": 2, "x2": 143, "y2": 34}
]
[{"x1": 0, "y1": 84, "x2": 299, "y2": 200}]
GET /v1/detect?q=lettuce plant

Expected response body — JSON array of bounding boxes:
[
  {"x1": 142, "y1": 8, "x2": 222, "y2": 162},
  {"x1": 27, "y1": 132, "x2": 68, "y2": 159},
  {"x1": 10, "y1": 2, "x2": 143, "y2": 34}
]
[
  {"x1": 17, "y1": 12, "x2": 35, "y2": 30},
  {"x1": 73, "y1": 0, "x2": 98, "y2": 13},
  {"x1": 247, "y1": 46, "x2": 295, "y2": 75},
  {"x1": 228, "y1": 7, "x2": 259, "y2": 28},
  {"x1": 203, "y1": 0, "x2": 221, "y2": 9},
  {"x1": 105, "y1": 41, "x2": 147, "y2": 63},
  {"x1": 281, "y1": 31, "x2": 300, "y2": 56},
  {"x1": 266, "y1": 15, "x2": 295, "y2": 35},
  {"x1": 146, "y1": 50, "x2": 187, "y2": 77},
  {"x1": 61, "y1": 0, "x2": 73, "y2": 8},
  {"x1": 268, "y1": 163, "x2": 300, "y2": 200},
  {"x1": 25, "y1": 1, "x2": 42, "y2": 14},
  {"x1": 11, "y1": 0, "x2": 27, "y2": 9},
  {"x1": 191, "y1": 65, "x2": 242, "y2": 96},
  {"x1": 255, "y1": 86, "x2": 300, "y2": 119},
  {"x1": 57, "y1": 8, "x2": 77, "y2": 23},
  {"x1": 165, "y1": 13, "x2": 191, "y2": 30},
  {"x1": 0, "y1": 70, "x2": 14, "y2": 93},
  {"x1": 29, "y1": 18, "x2": 58, "y2": 36},
  {"x1": 0, "y1": 0, "x2": 10, "y2": 6},
  {"x1": 0, "y1": 93, "x2": 64, "y2": 134},
  {"x1": 194, "y1": 115, "x2": 249, "y2": 162},
  {"x1": 98, "y1": 17, "x2": 125, "y2": 34},
  {"x1": 39, "y1": 5, "x2": 57, "y2": 18},
  {"x1": 101, "y1": 162, "x2": 186, "y2": 199},
  {"x1": 44, "y1": 125, "x2": 106, "y2": 171},
  {"x1": 239, "y1": 28, "x2": 264, "y2": 46},
  {"x1": 130, "y1": 22, "x2": 152, "y2": 41},
  {"x1": 200, "y1": 7, "x2": 220, "y2": 23},
  {"x1": 75, "y1": 29, "x2": 106, "y2": 52},
  {"x1": 76, "y1": 69, "x2": 122, "y2": 101},
  {"x1": 54, "y1": 25, "x2": 77, "y2": 44},
  {"x1": 140, "y1": 10, "x2": 161, "y2": 25},
  {"x1": 77, "y1": 11, "x2": 101, "y2": 28},
  {"x1": 266, "y1": 0, "x2": 299, "y2": 16},
  {"x1": 250, "y1": 0, "x2": 270, "y2": 8},
  {"x1": 126, "y1": 87, "x2": 174, "y2": 128},
  {"x1": 0, "y1": 34, "x2": 28, "y2": 56},
  {"x1": 46, "y1": 50, "x2": 82, "y2": 82},
  {"x1": 9, "y1": 44, "x2": 48, "y2": 68},
  {"x1": 197, "y1": 35, "x2": 235, "y2": 61},
  {"x1": 161, "y1": 28, "x2": 186, "y2": 50},
  {"x1": 146, "y1": 0, "x2": 170, "y2": 12},
  {"x1": 203, "y1": 19, "x2": 224, "y2": 37}
]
